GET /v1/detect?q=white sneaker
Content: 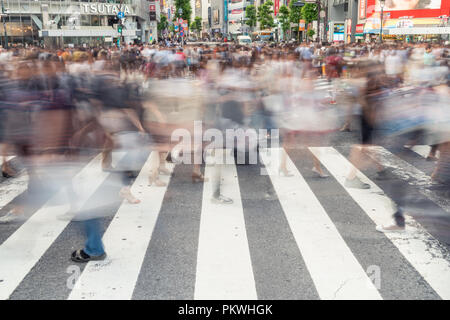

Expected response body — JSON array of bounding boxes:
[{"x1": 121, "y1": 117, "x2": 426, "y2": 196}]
[
  {"x1": 312, "y1": 167, "x2": 329, "y2": 178},
  {"x1": 0, "y1": 212, "x2": 20, "y2": 224},
  {"x1": 345, "y1": 177, "x2": 371, "y2": 189},
  {"x1": 376, "y1": 224, "x2": 405, "y2": 233},
  {"x1": 57, "y1": 212, "x2": 80, "y2": 221},
  {"x1": 211, "y1": 195, "x2": 233, "y2": 204}
]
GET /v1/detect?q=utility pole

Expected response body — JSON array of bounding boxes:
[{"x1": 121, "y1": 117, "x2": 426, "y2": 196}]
[
  {"x1": 178, "y1": 8, "x2": 183, "y2": 48},
  {"x1": 317, "y1": 0, "x2": 321, "y2": 43},
  {"x1": 1, "y1": 0, "x2": 8, "y2": 49},
  {"x1": 379, "y1": 0, "x2": 385, "y2": 43},
  {"x1": 118, "y1": 0, "x2": 124, "y2": 48}
]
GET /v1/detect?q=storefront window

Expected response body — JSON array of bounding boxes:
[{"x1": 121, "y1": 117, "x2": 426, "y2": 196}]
[
  {"x1": 81, "y1": 13, "x2": 90, "y2": 26},
  {"x1": 91, "y1": 14, "x2": 100, "y2": 26}
]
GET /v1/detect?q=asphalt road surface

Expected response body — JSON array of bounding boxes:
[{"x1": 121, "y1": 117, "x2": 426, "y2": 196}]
[{"x1": 0, "y1": 115, "x2": 449, "y2": 300}]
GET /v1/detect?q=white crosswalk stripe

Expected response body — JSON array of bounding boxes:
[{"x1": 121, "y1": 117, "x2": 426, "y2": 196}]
[
  {"x1": 260, "y1": 148, "x2": 381, "y2": 300},
  {"x1": 68, "y1": 151, "x2": 173, "y2": 300},
  {"x1": 410, "y1": 145, "x2": 441, "y2": 160},
  {"x1": 0, "y1": 172, "x2": 28, "y2": 212},
  {"x1": 411, "y1": 145, "x2": 432, "y2": 159},
  {"x1": 366, "y1": 146, "x2": 450, "y2": 213},
  {"x1": 0, "y1": 146, "x2": 449, "y2": 300},
  {"x1": 310, "y1": 147, "x2": 450, "y2": 300},
  {"x1": 0, "y1": 152, "x2": 126, "y2": 300},
  {"x1": 195, "y1": 150, "x2": 257, "y2": 300}
]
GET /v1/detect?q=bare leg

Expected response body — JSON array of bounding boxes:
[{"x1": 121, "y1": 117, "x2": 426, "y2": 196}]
[
  {"x1": 101, "y1": 133, "x2": 114, "y2": 170},
  {"x1": 149, "y1": 151, "x2": 166, "y2": 187}
]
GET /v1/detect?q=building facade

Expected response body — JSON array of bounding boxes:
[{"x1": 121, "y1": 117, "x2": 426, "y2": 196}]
[{"x1": 0, "y1": 0, "x2": 153, "y2": 47}]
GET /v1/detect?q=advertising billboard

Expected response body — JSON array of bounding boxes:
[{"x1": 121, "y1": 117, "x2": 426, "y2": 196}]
[
  {"x1": 366, "y1": 0, "x2": 449, "y2": 18},
  {"x1": 333, "y1": 23, "x2": 344, "y2": 41},
  {"x1": 374, "y1": 0, "x2": 441, "y2": 11}
]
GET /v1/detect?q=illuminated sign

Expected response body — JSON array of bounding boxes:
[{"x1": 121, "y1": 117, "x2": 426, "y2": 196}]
[{"x1": 80, "y1": 2, "x2": 132, "y2": 15}]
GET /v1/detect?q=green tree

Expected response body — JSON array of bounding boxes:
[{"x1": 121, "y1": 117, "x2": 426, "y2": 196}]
[
  {"x1": 257, "y1": 0, "x2": 275, "y2": 30},
  {"x1": 301, "y1": 3, "x2": 318, "y2": 24},
  {"x1": 301, "y1": 3, "x2": 318, "y2": 41},
  {"x1": 175, "y1": 0, "x2": 192, "y2": 25},
  {"x1": 278, "y1": 5, "x2": 290, "y2": 41},
  {"x1": 190, "y1": 16, "x2": 203, "y2": 37},
  {"x1": 307, "y1": 29, "x2": 315, "y2": 38},
  {"x1": 289, "y1": 1, "x2": 302, "y2": 24},
  {"x1": 289, "y1": 1, "x2": 302, "y2": 42},
  {"x1": 158, "y1": 15, "x2": 169, "y2": 37},
  {"x1": 245, "y1": 5, "x2": 257, "y2": 32}
]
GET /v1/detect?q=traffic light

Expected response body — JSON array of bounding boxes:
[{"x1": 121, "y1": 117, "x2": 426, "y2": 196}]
[{"x1": 118, "y1": 25, "x2": 123, "y2": 33}]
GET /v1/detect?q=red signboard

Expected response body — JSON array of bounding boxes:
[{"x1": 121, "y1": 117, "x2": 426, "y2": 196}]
[
  {"x1": 274, "y1": 0, "x2": 280, "y2": 16},
  {"x1": 356, "y1": 23, "x2": 364, "y2": 33},
  {"x1": 366, "y1": 0, "x2": 449, "y2": 19},
  {"x1": 149, "y1": 4, "x2": 156, "y2": 12}
]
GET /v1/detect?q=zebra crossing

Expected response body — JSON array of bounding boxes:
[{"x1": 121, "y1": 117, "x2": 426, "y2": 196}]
[{"x1": 0, "y1": 145, "x2": 449, "y2": 300}]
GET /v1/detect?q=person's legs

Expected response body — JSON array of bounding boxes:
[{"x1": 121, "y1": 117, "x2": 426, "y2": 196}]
[
  {"x1": 83, "y1": 218, "x2": 105, "y2": 257},
  {"x1": 101, "y1": 132, "x2": 114, "y2": 170},
  {"x1": 148, "y1": 150, "x2": 166, "y2": 186},
  {"x1": 427, "y1": 144, "x2": 439, "y2": 161},
  {"x1": 210, "y1": 149, "x2": 232, "y2": 204},
  {"x1": 376, "y1": 180, "x2": 407, "y2": 232},
  {"x1": 279, "y1": 131, "x2": 293, "y2": 176},
  {"x1": 1, "y1": 144, "x2": 17, "y2": 177}
]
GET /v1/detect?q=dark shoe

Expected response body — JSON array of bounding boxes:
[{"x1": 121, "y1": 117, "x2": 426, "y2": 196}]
[
  {"x1": 71, "y1": 249, "x2": 106, "y2": 263},
  {"x1": 2, "y1": 170, "x2": 17, "y2": 178},
  {"x1": 375, "y1": 169, "x2": 391, "y2": 180}
]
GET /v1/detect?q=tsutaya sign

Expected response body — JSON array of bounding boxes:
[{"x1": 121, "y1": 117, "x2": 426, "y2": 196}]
[{"x1": 80, "y1": 2, "x2": 133, "y2": 15}]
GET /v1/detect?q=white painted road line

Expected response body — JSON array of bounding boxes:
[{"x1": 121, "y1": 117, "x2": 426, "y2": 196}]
[
  {"x1": 0, "y1": 156, "x2": 26, "y2": 211},
  {"x1": 0, "y1": 173, "x2": 28, "y2": 212},
  {"x1": 68, "y1": 152, "x2": 173, "y2": 300},
  {"x1": 195, "y1": 153, "x2": 257, "y2": 300},
  {"x1": 367, "y1": 146, "x2": 450, "y2": 213},
  {"x1": 0, "y1": 152, "x2": 126, "y2": 300},
  {"x1": 310, "y1": 146, "x2": 450, "y2": 300},
  {"x1": 260, "y1": 148, "x2": 381, "y2": 300},
  {"x1": 411, "y1": 145, "x2": 431, "y2": 159}
]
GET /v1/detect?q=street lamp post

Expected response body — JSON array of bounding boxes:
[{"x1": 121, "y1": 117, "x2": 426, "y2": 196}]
[
  {"x1": 379, "y1": 0, "x2": 385, "y2": 43},
  {"x1": 1, "y1": 0, "x2": 8, "y2": 49}
]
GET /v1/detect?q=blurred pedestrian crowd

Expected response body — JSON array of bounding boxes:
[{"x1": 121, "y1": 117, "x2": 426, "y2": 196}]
[{"x1": 0, "y1": 40, "x2": 449, "y2": 261}]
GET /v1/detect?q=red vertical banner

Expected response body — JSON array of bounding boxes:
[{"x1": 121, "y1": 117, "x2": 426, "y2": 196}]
[{"x1": 274, "y1": 0, "x2": 280, "y2": 16}]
